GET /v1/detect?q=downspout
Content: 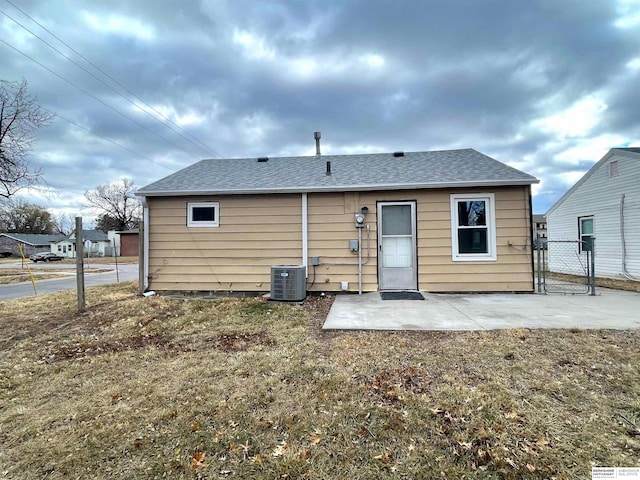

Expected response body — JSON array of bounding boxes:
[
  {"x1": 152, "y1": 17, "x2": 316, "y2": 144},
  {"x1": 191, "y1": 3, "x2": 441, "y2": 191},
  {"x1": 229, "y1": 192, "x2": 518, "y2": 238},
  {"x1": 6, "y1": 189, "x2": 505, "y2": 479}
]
[
  {"x1": 620, "y1": 194, "x2": 640, "y2": 281},
  {"x1": 302, "y1": 193, "x2": 308, "y2": 278},
  {"x1": 527, "y1": 185, "x2": 535, "y2": 292},
  {"x1": 141, "y1": 197, "x2": 150, "y2": 291}
]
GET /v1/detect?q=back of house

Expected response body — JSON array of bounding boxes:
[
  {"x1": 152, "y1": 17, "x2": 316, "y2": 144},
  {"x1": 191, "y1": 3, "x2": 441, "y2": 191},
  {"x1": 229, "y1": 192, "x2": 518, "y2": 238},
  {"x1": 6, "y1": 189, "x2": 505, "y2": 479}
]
[{"x1": 137, "y1": 147, "x2": 539, "y2": 295}]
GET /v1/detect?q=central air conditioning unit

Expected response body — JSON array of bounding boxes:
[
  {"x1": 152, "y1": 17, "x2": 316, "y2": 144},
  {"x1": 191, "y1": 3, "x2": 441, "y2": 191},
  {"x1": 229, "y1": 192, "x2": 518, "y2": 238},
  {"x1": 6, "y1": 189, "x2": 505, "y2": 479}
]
[{"x1": 271, "y1": 265, "x2": 306, "y2": 301}]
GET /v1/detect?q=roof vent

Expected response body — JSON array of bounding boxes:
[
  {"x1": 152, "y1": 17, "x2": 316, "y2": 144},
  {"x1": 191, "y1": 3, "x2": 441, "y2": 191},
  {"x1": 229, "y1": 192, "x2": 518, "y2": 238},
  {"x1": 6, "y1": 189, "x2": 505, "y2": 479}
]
[
  {"x1": 257, "y1": 157, "x2": 269, "y2": 162},
  {"x1": 393, "y1": 151, "x2": 405, "y2": 157}
]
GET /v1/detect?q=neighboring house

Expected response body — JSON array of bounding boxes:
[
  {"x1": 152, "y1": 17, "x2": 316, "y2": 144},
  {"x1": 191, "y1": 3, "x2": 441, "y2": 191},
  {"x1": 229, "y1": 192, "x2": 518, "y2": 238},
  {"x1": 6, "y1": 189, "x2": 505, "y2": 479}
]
[
  {"x1": 532, "y1": 214, "x2": 547, "y2": 247},
  {"x1": 117, "y1": 229, "x2": 139, "y2": 256},
  {"x1": 137, "y1": 148, "x2": 539, "y2": 294},
  {"x1": 52, "y1": 229, "x2": 111, "y2": 258},
  {"x1": 546, "y1": 147, "x2": 640, "y2": 281},
  {"x1": 0, "y1": 233, "x2": 65, "y2": 257}
]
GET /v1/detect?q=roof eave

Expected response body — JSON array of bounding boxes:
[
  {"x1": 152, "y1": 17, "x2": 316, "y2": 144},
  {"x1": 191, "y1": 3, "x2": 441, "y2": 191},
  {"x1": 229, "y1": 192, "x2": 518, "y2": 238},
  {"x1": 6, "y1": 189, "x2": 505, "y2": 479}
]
[
  {"x1": 546, "y1": 148, "x2": 618, "y2": 216},
  {"x1": 137, "y1": 179, "x2": 539, "y2": 198}
]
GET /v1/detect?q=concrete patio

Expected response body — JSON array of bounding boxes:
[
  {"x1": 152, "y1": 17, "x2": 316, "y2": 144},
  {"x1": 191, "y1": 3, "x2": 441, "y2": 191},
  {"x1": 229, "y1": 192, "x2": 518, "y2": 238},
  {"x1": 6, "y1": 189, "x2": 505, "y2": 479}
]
[{"x1": 323, "y1": 288, "x2": 640, "y2": 330}]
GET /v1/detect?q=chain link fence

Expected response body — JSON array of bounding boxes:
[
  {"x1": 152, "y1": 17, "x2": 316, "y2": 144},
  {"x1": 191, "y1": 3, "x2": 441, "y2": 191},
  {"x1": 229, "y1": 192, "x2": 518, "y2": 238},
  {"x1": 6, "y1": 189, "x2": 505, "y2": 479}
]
[{"x1": 536, "y1": 236, "x2": 596, "y2": 295}]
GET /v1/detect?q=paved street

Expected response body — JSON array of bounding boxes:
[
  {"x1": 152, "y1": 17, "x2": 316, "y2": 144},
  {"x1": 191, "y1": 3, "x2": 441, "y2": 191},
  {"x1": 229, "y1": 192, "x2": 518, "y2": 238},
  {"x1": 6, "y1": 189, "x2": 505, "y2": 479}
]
[{"x1": 0, "y1": 264, "x2": 139, "y2": 301}]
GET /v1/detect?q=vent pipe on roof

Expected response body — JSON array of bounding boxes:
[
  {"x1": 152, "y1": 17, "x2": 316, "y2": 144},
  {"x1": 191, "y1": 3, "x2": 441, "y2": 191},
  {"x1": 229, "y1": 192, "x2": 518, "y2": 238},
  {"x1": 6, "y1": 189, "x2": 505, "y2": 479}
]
[
  {"x1": 314, "y1": 131, "x2": 321, "y2": 156},
  {"x1": 393, "y1": 151, "x2": 405, "y2": 157},
  {"x1": 326, "y1": 161, "x2": 331, "y2": 176}
]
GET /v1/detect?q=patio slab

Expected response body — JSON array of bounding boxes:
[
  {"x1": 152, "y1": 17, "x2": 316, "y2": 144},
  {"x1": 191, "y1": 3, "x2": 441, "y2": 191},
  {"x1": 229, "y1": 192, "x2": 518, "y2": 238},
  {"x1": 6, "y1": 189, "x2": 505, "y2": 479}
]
[{"x1": 322, "y1": 288, "x2": 640, "y2": 331}]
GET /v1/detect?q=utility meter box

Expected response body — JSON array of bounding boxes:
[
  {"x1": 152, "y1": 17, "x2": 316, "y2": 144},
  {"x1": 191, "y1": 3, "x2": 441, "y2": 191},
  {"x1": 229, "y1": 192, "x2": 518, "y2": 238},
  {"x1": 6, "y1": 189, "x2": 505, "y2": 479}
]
[{"x1": 354, "y1": 212, "x2": 365, "y2": 228}]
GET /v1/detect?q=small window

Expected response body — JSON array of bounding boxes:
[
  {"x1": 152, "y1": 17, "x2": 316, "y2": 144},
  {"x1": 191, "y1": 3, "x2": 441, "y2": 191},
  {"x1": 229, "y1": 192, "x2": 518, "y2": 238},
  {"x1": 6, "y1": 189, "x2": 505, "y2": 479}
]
[
  {"x1": 579, "y1": 216, "x2": 593, "y2": 252},
  {"x1": 187, "y1": 202, "x2": 219, "y2": 227},
  {"x1": 450, "y1": 194, "x2": 497, "y2": 261},
  {"x1": 609, "y1": 161, "x2": 619, "y2": 178}
]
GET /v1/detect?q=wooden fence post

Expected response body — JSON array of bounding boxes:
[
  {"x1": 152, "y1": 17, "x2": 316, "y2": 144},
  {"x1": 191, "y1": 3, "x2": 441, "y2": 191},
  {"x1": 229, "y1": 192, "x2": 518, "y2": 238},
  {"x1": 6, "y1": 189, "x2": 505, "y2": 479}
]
[{"x1": 76, "y1": 217, "x2": 85, "y2": 312}]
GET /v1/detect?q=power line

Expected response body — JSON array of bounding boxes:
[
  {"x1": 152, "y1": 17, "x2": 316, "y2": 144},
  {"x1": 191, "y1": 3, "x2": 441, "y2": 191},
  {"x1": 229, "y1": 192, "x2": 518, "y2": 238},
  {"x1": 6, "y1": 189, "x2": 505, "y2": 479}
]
[
  {"x1": 1, "y1": 7, "x2": 217, "y2": 158},
  {"x1": 0, "y1": 37, "x2": 203, "y2": 160},
  {"x1": 39, "y1": 105, "x2": 174, "y2": 171},
  {"x1": 4, "y1": 0, "x2": 221, "y2": 158}
]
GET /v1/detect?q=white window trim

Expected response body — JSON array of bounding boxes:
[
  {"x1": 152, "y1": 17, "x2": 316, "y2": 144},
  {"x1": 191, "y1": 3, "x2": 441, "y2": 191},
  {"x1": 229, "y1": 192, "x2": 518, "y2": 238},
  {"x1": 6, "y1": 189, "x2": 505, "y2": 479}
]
[
  {"x1": 578, "y1": 215, "x2": 593, "y2": 253},
  {"x1": 187, "y1": 202, "x2": 220, "y2": 228},
  {"x1": 450, "y1": 193, "x2": 497, "y2": 261}
]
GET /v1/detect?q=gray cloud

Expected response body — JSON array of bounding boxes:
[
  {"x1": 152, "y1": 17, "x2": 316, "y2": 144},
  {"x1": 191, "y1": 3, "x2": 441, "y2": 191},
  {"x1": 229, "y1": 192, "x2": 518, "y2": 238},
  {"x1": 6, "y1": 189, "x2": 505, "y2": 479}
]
[{"x1": 2, "y1": 0, "x2": 638, "y2": 218}]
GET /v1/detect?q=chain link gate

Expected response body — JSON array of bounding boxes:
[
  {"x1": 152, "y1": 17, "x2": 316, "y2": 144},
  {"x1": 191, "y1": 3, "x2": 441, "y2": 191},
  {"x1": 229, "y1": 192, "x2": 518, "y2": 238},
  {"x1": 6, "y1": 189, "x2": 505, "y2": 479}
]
[{"x1": 536, "y1": 236, "x2": 596, "y2": 295}]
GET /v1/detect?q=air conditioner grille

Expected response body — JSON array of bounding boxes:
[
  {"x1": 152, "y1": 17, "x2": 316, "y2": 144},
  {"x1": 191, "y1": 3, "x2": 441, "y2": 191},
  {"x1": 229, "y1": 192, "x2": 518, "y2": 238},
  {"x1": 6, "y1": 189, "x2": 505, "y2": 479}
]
[{"x1": 271, "y1": 265, "x2": 306, "y2": 301}]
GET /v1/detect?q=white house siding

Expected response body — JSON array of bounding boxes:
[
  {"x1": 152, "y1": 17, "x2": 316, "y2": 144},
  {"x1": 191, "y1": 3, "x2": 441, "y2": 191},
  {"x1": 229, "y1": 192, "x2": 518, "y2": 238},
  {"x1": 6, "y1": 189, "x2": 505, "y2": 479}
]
[{"x1": 546, "y1": 151, "x2": 640, "y2": 280}]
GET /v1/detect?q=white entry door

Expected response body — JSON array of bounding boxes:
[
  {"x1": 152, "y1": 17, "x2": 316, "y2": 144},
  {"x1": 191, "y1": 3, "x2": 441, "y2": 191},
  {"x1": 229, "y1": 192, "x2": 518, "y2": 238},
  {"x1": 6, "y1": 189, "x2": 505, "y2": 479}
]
[{"x1": 377, "y1": 201, "x2": 417, "y2": 290}]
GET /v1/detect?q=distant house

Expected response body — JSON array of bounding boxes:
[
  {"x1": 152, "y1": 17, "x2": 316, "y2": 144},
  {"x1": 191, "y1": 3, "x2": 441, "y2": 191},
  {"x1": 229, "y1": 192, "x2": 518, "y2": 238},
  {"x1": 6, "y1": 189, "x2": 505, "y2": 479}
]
[
  {"x1": 546, "y1": 147, "x2": 640, "y2": 281},
  {"x1": 52, "y1": 230, "x2": 112, "y2": 258},
  {"x1": 137, "y1": 148, "x2": 539, "y2": 294},
  {"x1": 0, "y1": 233, "x2": 65, "y2": 257},
  {"x1": 532, "y1": 214, "x2": 547, "y2": 247}
]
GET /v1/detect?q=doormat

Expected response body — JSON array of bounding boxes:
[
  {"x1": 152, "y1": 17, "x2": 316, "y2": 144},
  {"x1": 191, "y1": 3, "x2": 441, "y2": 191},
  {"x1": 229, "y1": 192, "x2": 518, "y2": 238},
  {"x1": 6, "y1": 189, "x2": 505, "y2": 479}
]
[{"x1": 380, "y1": 291, "x2": 424, "y2": 300}]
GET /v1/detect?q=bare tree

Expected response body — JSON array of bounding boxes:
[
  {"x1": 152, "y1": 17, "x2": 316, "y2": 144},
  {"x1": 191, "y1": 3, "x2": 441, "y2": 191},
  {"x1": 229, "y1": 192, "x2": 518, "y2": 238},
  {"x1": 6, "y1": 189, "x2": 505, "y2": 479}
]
[
  {"x1": 51, "y1": 212, "x2": 77, "y2": 235},
  {"x1": 0, "y1": 79, "x2": 54, "y2": 198},
  {"x1": 84, "y1": 178, "x2": 141, "y2": 232}
]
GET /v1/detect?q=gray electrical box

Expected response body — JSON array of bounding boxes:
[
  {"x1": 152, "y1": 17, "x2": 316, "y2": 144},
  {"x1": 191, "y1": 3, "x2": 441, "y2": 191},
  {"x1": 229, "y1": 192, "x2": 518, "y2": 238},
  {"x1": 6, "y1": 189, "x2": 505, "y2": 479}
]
[
  {"x1": 349, "y1": 239, "x2": 359, "y2": 252},
  {"x1": 355, "y1": 212, "x2": 365, "y2": 228},
  {"x1": 311, "y1": 256, "x2": 320, "y2": 266}
]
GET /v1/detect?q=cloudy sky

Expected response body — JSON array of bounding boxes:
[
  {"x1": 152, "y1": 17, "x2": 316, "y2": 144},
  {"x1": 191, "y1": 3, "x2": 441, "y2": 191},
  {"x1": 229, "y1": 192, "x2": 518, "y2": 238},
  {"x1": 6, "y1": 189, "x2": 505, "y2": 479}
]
[{"x1": 2, "y1": 0, "x2": 639, "y2": 219}]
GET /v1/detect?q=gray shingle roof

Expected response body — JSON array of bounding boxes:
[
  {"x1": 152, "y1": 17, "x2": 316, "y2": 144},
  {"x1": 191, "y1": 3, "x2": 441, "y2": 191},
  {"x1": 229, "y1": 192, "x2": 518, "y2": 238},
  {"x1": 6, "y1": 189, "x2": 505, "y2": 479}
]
[
  {"x1": 83, "y1": 230, "x2": 109, "y2": 241},
  {"x1": 65, "y1": 230, "x2": 109, "y2": 242},
  {"x1": 137, "y1": 148, "x2": 538, "y2": 196},
  {"x1": 0, "y1": 233, "x2": 66, "y2": 245}
]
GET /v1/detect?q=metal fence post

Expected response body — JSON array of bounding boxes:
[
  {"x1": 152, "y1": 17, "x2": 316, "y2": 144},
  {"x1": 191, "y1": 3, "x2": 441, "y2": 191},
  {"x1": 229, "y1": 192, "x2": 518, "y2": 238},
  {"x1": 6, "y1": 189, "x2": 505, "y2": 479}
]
[
  {"x1": 590, "y1": 237, "x2": 596, "y2": 296},
  {"x1": 536, "y1": 233, "x2": 542, "y2": 293}
]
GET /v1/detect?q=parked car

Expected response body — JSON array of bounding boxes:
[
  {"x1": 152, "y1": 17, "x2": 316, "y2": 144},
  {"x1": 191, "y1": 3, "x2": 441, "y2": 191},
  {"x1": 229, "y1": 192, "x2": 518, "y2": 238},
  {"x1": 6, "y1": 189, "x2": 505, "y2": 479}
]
[{"x1": 29, "y1": 252, "x2": 64, "y2": 262}]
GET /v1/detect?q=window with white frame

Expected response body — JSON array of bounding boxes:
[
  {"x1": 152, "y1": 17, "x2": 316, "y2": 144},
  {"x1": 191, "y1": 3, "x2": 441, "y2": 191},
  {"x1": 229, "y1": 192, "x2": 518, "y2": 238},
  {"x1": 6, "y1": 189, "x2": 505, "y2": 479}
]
[
  {"x1": 579, "y1": 216, "x2": 593, "y2": 252},
  {"x1": 450, "y1": 193, "x2": 497, "y2": 261},
  {"x1": 187, "y1": 202, "x2": 219, "y2": 227}
]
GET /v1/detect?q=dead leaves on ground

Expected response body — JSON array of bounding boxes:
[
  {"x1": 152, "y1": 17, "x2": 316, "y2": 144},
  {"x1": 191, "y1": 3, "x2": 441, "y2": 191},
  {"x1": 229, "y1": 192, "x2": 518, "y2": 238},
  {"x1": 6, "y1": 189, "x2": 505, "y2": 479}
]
[{"x1": 40, "y1": 330, "x2": 276, "y2": 363}]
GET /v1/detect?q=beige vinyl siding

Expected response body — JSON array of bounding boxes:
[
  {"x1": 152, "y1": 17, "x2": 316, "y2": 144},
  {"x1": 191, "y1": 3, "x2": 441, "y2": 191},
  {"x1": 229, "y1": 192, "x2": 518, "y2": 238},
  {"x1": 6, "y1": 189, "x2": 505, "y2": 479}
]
[
  {"x1": 147, "y1": 195, "x2": 301, "y2": 291},
  {"x1": 307, "y1": 192, "x2": 377, "y2": 292},
  {"x1": 417, "y1": 186, "x2": 533, "y2": 292},
  {"x1": 147, "y1": 185, "x2": 533, "y2": 293},
  {"x1": 307, "y1": 187, "x2": 532, "y2": 293}
]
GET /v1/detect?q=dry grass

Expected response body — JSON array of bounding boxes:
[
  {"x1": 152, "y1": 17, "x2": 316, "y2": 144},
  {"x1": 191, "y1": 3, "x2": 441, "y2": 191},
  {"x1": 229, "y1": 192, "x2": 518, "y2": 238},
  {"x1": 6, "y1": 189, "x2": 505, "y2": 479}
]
[
  {"x1": 1, "y1": 284, "x2": 639, "y2": 479},
  {"x1": 0, "y1": 269, "x2": 67, "y2": 284},
  {"x1": 0, "y1": 268, "x2": 113, "y2": 285},
  {"x1": 0, "y1": 256, "x2": 138, "y2": 265},
  {"x1": 544, "y1": 271, "x2": 640, "y2": 292},
  {"x1": 74, "y1": 256, "x2": 139, "y2": 265}
]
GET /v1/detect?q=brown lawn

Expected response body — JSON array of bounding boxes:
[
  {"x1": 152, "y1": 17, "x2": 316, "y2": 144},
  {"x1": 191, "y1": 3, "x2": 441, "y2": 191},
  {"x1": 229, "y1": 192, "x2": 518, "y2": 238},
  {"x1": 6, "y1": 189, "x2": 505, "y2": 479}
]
[{"x1": 0, "y1": 282, "x2": 638, "y2": 479}]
